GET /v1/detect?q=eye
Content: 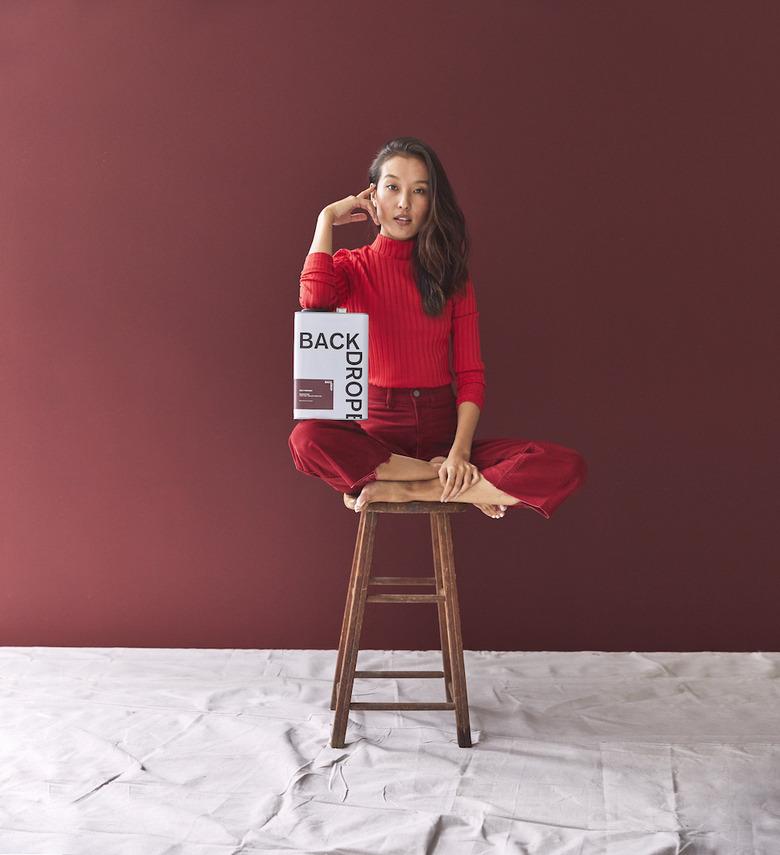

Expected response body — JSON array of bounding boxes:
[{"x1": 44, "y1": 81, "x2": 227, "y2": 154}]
[{"x1": 385, "y1": 184, "x2": 427, "y2": 193}]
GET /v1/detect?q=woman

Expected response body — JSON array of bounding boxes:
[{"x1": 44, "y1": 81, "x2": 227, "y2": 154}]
[{"x1": 288, "y1": 137, "x2": 587, "y2": 520}]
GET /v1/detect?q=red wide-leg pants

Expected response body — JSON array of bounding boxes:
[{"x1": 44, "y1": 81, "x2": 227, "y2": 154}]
[{"x1": 288, "y1": 383, "x2": 587, "y2": 519}]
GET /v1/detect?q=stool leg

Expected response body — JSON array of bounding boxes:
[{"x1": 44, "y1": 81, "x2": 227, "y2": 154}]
[
  {"x1": 434, "y1": 513, "x2": 473, "y2": 748},
  {"x1": 430, "y1": 514, "x2": 453, "y2": 703},
  {"x1": 331, "y1": 510, "x2": 377, "y2": 748},
  {"x1": 331, "y1": 516, "x2": 365, "y2": 711}
]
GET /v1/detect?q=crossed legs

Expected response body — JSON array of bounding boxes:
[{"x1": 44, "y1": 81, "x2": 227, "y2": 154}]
[{"x1": 343, "y1": 452, "x2": 521, "y2": 518}]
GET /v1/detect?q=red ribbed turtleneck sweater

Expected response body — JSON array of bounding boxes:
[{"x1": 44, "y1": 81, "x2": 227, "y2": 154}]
[{"x1": 299, "y1": 233, "x2": 486, "y2": 410}]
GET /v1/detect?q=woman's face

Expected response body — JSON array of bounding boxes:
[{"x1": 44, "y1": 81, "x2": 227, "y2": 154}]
[{"x1": 371, "y1": 155, "x2": 431, "y2": 240}]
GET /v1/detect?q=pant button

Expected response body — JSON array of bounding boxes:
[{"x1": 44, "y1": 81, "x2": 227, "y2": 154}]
[{"x1": 412, "y1": 389, "x2": 420, "y2": 397}]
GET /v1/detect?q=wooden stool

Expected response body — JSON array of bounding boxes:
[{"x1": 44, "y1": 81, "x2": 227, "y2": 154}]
[{"x1": 330, "y1": 500, "x2": 472, "y2": 749}]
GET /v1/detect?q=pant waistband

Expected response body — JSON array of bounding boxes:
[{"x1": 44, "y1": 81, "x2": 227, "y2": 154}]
[{"x1": 368, "y1": 383, "x2": 454, "y2": 407}]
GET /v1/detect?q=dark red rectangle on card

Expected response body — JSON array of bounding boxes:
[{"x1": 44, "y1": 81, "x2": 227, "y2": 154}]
[{"x1": 295, "y1": 378, "x2": 334, "y2": 409}]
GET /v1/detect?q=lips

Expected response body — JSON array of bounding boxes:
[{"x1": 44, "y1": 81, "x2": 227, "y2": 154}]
[{"x1": 395, "y1": 216, "x2": 412, "y2": 223}]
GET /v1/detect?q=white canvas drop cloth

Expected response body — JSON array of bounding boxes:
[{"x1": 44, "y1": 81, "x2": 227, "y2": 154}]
[{"x1": 1, "y1": 648, "x2": 778, "y2": 854}]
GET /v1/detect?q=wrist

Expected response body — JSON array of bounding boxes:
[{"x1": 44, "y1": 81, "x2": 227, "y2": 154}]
[
  {"x1": 450, "y1": 444, "x2": 471, "y2": 459},
  {"x1": 319, "y1": 207, "x2": 335, "y2": 225}
]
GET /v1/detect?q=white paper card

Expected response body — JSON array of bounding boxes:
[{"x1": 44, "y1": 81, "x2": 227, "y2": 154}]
[{"x1": 293, "y1": 309, "x2": 369, "y2": 420}]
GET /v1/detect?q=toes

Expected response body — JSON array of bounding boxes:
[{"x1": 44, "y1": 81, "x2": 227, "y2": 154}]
[
  {"x1": 481, "y1": 503, "x2": 505, "y2": 519},
  {"x1": 474, "y1": 503, "x2": 505, "y2": 518}
]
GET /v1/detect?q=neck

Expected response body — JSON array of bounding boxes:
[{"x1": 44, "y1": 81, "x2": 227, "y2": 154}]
[{"x1": 370, "y1": 231, "x2": 416, "y2": 259}]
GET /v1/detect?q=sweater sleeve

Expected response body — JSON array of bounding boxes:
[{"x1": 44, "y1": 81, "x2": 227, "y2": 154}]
[
  {"x1": 299, "y1": 249, "x2": 353, "y2": 310},
  {"x1": 450, "y1": 277, "x2": 486, "y2": 410}
]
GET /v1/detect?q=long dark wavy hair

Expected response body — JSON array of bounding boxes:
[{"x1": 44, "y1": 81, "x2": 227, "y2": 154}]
[{"x1": 366, "y1": 137, "x2": 471, "y2": 317}]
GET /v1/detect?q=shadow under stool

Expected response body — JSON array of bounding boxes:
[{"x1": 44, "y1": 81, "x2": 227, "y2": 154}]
[{"x1": 330, "y1": 500, "x2": 472, "y2": 749}]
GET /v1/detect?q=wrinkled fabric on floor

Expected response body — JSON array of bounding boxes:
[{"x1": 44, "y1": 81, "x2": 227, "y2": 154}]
[{"x1": 1, "y1": 648, "x2": 778, "y2": 854}]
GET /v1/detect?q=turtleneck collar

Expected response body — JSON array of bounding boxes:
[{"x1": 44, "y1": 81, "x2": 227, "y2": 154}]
[{"x1": 369, "y1": 232, "x2": 417, "y2": 260}]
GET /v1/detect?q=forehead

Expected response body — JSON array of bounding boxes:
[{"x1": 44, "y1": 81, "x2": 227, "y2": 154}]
[{"x1": 380, "y1": 156, "x2": 429, "y2": 182}]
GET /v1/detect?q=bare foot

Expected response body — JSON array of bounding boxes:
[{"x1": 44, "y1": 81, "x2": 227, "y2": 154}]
[
  {"x1": 428, "y1": 457, "x2": 505, "y2": 519},
  {"x1": 475, "y1": 503, "x2": 506, "y2": 518},
  {"x1": 345, "y1": 457, "x2": 441, "y2": 514},
  {"x1": 353, "y1": 480, "x2": 411, "y2": 513}
]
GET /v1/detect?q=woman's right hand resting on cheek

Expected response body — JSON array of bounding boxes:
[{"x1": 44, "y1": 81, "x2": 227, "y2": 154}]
[{"x1": 322, "y1": 183, "x2": 380, "y2": 227}]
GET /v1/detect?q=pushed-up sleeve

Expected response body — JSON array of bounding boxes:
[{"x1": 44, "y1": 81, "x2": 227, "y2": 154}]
[
  {"x1": 450, "y1": 276, "x2": 486, "y2": 410},
  {"x1": 299, "y1": 248, "x2": 353, "y2": 310}
]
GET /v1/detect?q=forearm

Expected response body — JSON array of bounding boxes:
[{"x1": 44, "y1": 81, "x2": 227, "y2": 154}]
[
  {"x1": 307, "y1": 208, "x2": 335, "y2": 255},
  {"x1": 451, "y1": 401, "x2": 480, "y2": 456},
  {"x1": 300, "y1": 211, "x2": 353, "y2": 309}
]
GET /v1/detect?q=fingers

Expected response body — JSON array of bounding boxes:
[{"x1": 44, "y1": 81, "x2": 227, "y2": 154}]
[
  {"x1": 455, "y1": 469, "x2": 474, "y2": 500},
  {"x1": 449, "y1": 468, "x2": 475, "y2": 501},
  {"x1": 441, "y1": 466, "x2": 479, "y2": 502},
  {"x1": 352, "y1": 206, "x2": 378, "y2": 226},
  {"x1": 366, "y1": 183, "x2": 379, "y2": 224},
  {"x1": 349, "y1": 203, "x2": 378, "y2": 224},
  {"x1": 440, "y1": 471, "x2": 457, "y2": 502},
  {"x1": 439, "y1": 467, "x2": 450, "y2": 501},
  {"x1": 441, "y1": 468, "x2": 465, "y2": 502},
  {"x1": 365, "y1": 201, "x2": 379, "y2": 225},
  {"x1": 352, "y1": 186, "x2": 378, "y2": 224}
]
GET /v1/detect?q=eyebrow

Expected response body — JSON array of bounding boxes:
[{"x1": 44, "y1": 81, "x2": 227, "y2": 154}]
[{"x1": 383, "y1": 174, "x2": 430, "y2": 184}]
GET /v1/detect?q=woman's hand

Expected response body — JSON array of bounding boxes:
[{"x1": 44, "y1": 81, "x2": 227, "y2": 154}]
[
  {"x1": 323, "y1": 183, "x2": 380, "y2": 227},
  {"x1": 438, "y1": 449, "x2": 480, "y2": 502}
]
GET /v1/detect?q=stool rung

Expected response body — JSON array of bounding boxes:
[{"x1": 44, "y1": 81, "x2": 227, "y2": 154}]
[
  {"x1": 369, "y1": 576, "x2": 436, "y2": 586},
  {"x1": 350, "y1": 701, "x2": 456, "y2": 711},
  {"x1": 354, "y1": 670, "x2": 445, "y2": 679},
  {"x1": 366, "y1": 593, "x2": 444, "y2": 603}
]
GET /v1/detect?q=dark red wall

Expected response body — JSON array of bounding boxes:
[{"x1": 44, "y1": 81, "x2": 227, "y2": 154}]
[{"x1": 2, "y1": 2, "x2": 777, "y2": 650}]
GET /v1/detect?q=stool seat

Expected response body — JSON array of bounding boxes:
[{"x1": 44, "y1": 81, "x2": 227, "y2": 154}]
[
  {"x1": 358, "y1": 500, "x2": 468, "y2": 514},
  {"x1": 330, "y1": 499, "x2": 472, "y2": 748}
]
